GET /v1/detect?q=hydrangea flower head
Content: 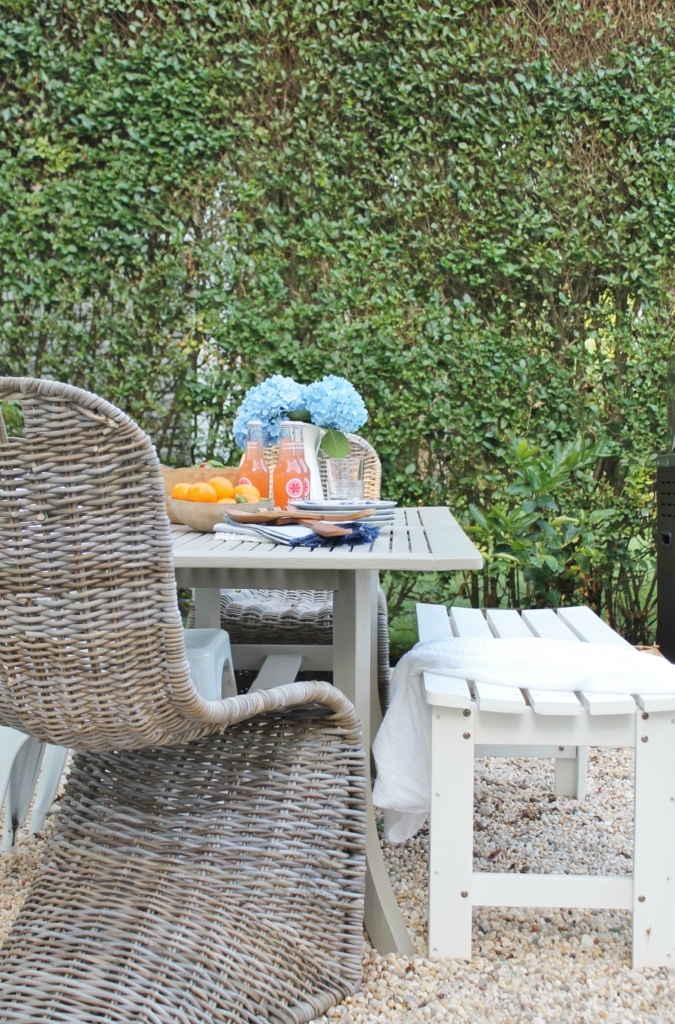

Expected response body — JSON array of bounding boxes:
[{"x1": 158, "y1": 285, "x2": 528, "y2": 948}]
[
  {"x1": 233, "y1": 375, "x2": 307, "y2": 449},
  {"x1": 305, "y1": 375, "x2": 368, "y2": 433}
]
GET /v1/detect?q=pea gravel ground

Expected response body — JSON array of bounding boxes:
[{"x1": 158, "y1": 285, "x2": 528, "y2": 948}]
[{"x1": 2, "y1": 749, "x2": 674, "y2": 1022}]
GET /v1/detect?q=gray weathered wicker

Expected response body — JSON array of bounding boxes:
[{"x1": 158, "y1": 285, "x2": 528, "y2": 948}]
[
  {"x1": 190, "y1": 587, "x2": 391, "y2": 714},
  {"x1": 0, "y1": 377, "x2": 366, "y2": 1023},
  {"x1": 217, "y1": 433, "x2": 391, "y2": 712}
]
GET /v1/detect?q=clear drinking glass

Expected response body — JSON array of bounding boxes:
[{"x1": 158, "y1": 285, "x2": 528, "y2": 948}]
[{"x1": 325, "y1": 457, "x2": 365, "y2": 500}]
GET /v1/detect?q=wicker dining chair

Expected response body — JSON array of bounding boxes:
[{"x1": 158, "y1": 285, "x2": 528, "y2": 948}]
[
  {"x1": 207, "y1": 434, "x2": 391, "y2": 713},
  {"x1": 0, "y1": 377, "x2": 366, "y2": 1024}
]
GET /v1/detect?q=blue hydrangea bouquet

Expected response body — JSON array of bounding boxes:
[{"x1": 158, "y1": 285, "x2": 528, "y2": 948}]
[{"x1": 233, "y1": 374, "x2": 368, "y2": 457}]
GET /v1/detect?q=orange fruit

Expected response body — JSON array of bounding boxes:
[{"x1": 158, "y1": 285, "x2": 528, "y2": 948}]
[
  {"x1": 208, "y1": 476, "x2": 235, "y2": 500},
  {"x1": 171, "y1": 482, "x2": 191, "y2": 500},
  {"x1": 234, "y1": 483, "x2": 260, "y2": 503},
  {"x1": 217, "y1": 497, "x2": 236, "y2": 504},
  {"x1": 186, "y1": 482, "x2": 218, "y2": 503}
]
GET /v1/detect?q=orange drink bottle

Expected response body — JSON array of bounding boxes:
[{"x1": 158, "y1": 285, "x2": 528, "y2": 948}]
[
  {"x1": 238, "y1": 420, "x2": 269, "y2": 498},
  {"x1": 273, "y1": 420, "x2": 305, "y2": 510},
  {"x1": 291, "y1": 422, "x2": 311, "y2": 499}
]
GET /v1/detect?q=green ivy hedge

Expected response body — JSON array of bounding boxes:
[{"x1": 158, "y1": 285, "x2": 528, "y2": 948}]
[{"x1": 2, "y1": 0, "x2": 674, "y2": 642}]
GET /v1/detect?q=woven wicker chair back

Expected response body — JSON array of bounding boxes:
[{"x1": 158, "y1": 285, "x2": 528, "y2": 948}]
[
  {"x1": 0, "y1": 377, "x2": 215, "y2": 751},
  {"x1": 265, "y1": 433, "x2": 381, "y2": 499}
]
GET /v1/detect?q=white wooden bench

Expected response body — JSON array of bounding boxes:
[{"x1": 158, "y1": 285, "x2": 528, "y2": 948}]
[{"x1": 416, "y1": 602, "x2": 675, "y2": 968}]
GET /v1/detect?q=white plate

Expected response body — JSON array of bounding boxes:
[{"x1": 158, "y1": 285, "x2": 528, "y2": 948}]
[{"x1": 289, "y1": 499, "x2": 398, "y2": 512}]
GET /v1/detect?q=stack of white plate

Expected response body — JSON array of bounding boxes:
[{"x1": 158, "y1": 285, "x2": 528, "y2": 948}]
[{"x1": 288, "y1": 499, "x2": 397, "y2": 529}]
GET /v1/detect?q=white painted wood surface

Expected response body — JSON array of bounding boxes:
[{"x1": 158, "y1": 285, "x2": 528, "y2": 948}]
[
  {"x1": 473, "y1": 681, "x2": 527, "y2": 714},
  {"x1": 632, "y1": 709, "x2": 675, "y2": 967},
  {"x1": 428, "y1": 701, "x2": 475, "y2": 959},
  {"x1": 176, "y1": 509, "x2": 482, "y2": 959},
  {"x1": 416, "y1": 602, "x2": 589, "y2": 797},
  {"x1": 423, "y1": 673, "x2": 472, "y2": 709},
  {"x1": 171, "y1": 506, "x2": 483, "y2": 573},
  {"x1": 473, "y1": 873, "x2": 632, "y2": 910},
  {"x1": 526, "y1": 689, "x2": 582, "y2": 716},
  {"x1": 416, "y1": 603, "x2": 453, "y2": 642},
  {"x1": 417, "y1": 601, "x2": 675, "y2": 967},
  {"x1": 249, "y1": 654, "x2": 303, "y2": 692}
]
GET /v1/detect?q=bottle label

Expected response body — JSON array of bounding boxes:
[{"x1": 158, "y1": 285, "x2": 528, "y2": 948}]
[
  {"x1": 239, "y1": 476, "x2": 251, "y2": 486},
  {"x1": 286, "y1": 478, "x2": 304, "y2": 499},
  {"x1": 303, "y1": 477, "x2": 310, "y2": 497}
]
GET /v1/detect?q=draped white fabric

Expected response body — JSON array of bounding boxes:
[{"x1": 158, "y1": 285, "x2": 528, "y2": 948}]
[{"x1": 372, "y1": 638, "x2": 675, "y2": 843}]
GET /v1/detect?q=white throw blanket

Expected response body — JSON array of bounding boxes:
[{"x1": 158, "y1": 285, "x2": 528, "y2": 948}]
[{"x1": 372, "y1": 637, "x2": 675, "y2": 843}]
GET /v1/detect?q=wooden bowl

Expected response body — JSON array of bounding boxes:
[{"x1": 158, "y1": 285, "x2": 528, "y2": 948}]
[
  {"x1": 161, "y1": 466, "x2": 240, "y2": 523},
  {"x1": 168, "y1": 497, "x2": 273, "y2": 533}
]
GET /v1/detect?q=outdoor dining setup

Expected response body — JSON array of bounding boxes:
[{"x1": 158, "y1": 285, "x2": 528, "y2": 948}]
[{"x1": 2, "y1": 373, "x2": 675, "y2": 1022}]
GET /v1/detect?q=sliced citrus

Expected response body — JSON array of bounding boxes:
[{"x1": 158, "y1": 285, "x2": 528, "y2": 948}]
[
  {"x1": 171, "y1": 482, "x2": 191, "y2": 500},
  {"x1": 186, "y1": 482, "x2": 218, "y2": 503},
  {"x1": 208, "y1": 476, "x2": 235, "y2": 500}
]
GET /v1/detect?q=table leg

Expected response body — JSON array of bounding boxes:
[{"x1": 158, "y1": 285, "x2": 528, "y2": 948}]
[
  {"x1": 194, "y1": 588, "x2": 221, "y2": 628},
  {"x1": 333, "y1": 570, "x2": 414, "y2": 956}
]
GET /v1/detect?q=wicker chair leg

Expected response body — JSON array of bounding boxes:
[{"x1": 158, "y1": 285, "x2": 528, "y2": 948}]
[{"x1": 0, "y1": 707, "x2": 366, "y2": 1024}]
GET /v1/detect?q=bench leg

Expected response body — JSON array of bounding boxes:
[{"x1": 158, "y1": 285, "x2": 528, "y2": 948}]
[
  {"x1": 555, "y1": 746, "x2": 587, "y2": 800},
  {"x1": 632, "y1": 711, "x2": 675, "y2": 968},
  {"x1": 428, "y1": 702, "x2": 475, "y2": 959}
]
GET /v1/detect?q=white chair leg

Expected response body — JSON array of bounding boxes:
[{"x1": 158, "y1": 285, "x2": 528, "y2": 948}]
[
  {"x1": 428, "y1": 702, "x2": 475, "y2": 959},
  {"x1": 554, "y1": 746, "x2": 587, "y2": 800},
  {"x1": 632, "y1": 710, "x2": 675, "y2": 967},
  {"x1": 1, "y1": 729, "x2": 44, "y2": 851},
  {"x1": 29, "y1": 745, "x2": 69, "y2": 834}
]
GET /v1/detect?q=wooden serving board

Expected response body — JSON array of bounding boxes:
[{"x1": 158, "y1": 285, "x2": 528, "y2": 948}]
[{"x1": 225, "y1": 508, "x2": 376, "y2": 524}]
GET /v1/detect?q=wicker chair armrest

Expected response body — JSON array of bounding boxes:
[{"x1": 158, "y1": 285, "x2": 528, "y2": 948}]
[{"x1": 185, "y1": 679, "x2": 360, "y2": 733}]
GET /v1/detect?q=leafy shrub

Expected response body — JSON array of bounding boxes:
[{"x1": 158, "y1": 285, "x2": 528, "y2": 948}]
[{"x1": 1, "y1": 0, "x2": 674, "y2": 642}]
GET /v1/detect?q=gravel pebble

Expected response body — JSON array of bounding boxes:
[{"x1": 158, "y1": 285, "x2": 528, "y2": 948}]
[{"x1": 2, "y1": 749, "x2": 674, "y2": 1022}]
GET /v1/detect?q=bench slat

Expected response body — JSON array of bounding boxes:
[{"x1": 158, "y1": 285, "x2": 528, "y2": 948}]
[
  {"x1": 521, "y1": 608, "x2": 580, "y2": 642},
  {"x1": 578, "y1": 691, "x2": 636, "y2": 715},
  {"x1": 450, "y1": 606, "x2": 492, "y2": 638},
  {"x1": 416, "y1": 603, "x2": 453, "y2": 643},
  {"x1": 556, "y1": 609, "x2": 675, "y2": 710},
  {"x1": 526, "y1": 689, "x2": 582, "y2": 715},
  {"x1": 556, "y1": 605, "x2": 632, "y2": 648},
  {"x1": 635, "y1": 693, "x2": 675, "y2": 713},
  {"x1": 423, "y1": 672, "x2": 473, "y2": 709},
  {"x1": 486, "y1": 609, "x2": 533, "y2": 639},
  {"x1": 473, "y1": 681, "x2": 527, "y2": 714}
]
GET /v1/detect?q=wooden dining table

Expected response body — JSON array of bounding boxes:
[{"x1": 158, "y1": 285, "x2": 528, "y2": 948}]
[{"x1": 172, "y1": 505, "x2": 483, "y2": 955}]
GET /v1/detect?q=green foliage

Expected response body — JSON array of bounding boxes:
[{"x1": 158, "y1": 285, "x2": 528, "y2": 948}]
[
  {"x1": 1, "y1": 0, "x2": 675, "y2": 643},
  {"x1": 319, "y1": 428, "x2": 350, "y2": 459},
  {"x1": 467, "y1": 433, "x2": 658, "y2": 641}
]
